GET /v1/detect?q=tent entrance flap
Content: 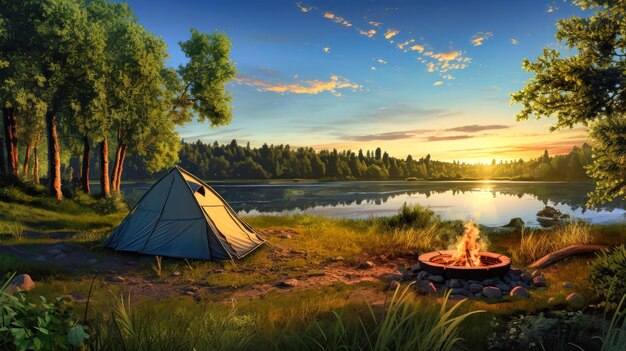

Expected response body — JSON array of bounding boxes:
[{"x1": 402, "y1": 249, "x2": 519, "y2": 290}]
[{"x1": 104, "y1": 166, "x2": 265, "y2": 260}]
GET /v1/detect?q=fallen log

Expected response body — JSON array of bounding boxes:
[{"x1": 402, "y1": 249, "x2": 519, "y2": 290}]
[{"x1": 529, "y1": 244, "x2": 610, "y2": 269}]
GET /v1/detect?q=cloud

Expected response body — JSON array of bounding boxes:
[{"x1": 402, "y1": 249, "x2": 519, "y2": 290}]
[
  {"x1": 471, "y1": 32, "x2": 493, "y2": 46},
  {"x1": 444, "y1": 124, "x2": 510, "y2": 133},
  {"x1": 370, "y1": 66, "x2": 376, "y2": 71},
  {"x1": 547, "y1": 5, "x2": 557, "y2": 13},
  {"x1": 429, "y1": 51, "x2": 461, "y2": 62},
  {"x1": 235, "y1": 74, "x2": 362, "y2": 96},
  {"x1": 433, "y1": 81, "x2": 443, "y2": 86},
  {"x1": 410, "y1": 44, "x2": 425, "y2": 52},
  {"x1": 348, "y1": 129, "x2": 433, "y2": 142},
  {"x1": 323, "y1": 12, "x2": 352, "y2": 27},
  {"x1": 377, "y1": 58, "x2": 387, "y2": 64},
  {"x1": 359, "y1": 29, "x2": 376, "y2": 37},
  {"x1": 369, "y1": 21, "x2": 382, "y2": 27},
  {"x1": 424, "y1": 135, "x2": 473, "y2": 142},
  {"x1": 397, "y1": 39, "x2": 415, "y2": 50},
  {"x1": 384, "y1": 29, "x2": 399, "y2": 39},
  {"x1": 511, "y1": 38, "x2": 519, "y2": 45},
  {"x1": 360, "y1": 103, "x2": 458, "y2": 123},
  {"x1": 323, "y1": 47, "x2": 330, "y2": 53},
  {"x1": 296, "y1": 2, "x2": 315, "y2": 13}
]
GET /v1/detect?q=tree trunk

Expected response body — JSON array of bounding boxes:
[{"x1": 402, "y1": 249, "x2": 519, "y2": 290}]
[
  {"x1": 115, "y1": 143, "x2": 127, "y2": 191},
  {"x1": 23, "y1": 145, "x2": 31, "y2": 176},
  {"x1": 529, "y1": 244, "x2": 610, "y2": 269},
  {"x1": 46, "y1": 111, "x2": 62, "y2": 200},
  {"x1": 33, "y1": 145, "x2": 39, "y2": 184},
  {"x1": 0, "y1": 136, "x2": 5, "y2": 174},
  {"x1": 110, "y1": 141, "x2": 122, "y2": 192},
  {"x1": 2, "y1": 107, "x2": 18, "y2": 176},
  {"x1": 100, "y1": 137, "x2": 110, "y2": 197},
  {"x1": 81, "y1": 136, "x2": 90, "y2": 194}
]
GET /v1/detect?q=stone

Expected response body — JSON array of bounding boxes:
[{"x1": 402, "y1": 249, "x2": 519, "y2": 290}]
[
  {"x1": 520, "y1": 273, "x2": 532, "y2": 285},
  {"x1": 531, "y1": 270, "x2": 542, "y2": 278},
  {"x1": 510, "y1": 286, "x2": 530, "y2": 298},
  {"x1": 566, "y1": 293, "x2": 585, "y2": 309},
  {"x1": 401, "y1": 270, "x2": 413, "y2": 281},
  {"x1": 276, "y1": 279, "x2": 299, "y2": 288},
  {"x1": 449, "y1": 279, "x2": 463, "y2": 289},
  {"x1": 108, "y1": 275, "x2": 125, "y2": 283},
  {"x1": 172, "y1": 271, "x2": 181, "y2": 277},
  {"x1": 358, "y1": 261, "x2": 375, "y2": 269},
  {"x1": 88, "y1": 258, "x2": 98, "y2": 264},
  {"x1": 510, "y1": 268, "x2": 523, "y2": 276},
  {"x1": 450, "y1": 288, "x2": 473, "y2": 298},
  {"x1": 48, "y1": 248, "x2": 63, "y2": 255},
  {"x1": 54, "y1": 253, "x2": 67, "y2": 260},
  {"x1": 449, "y1": 294, "x2": 467, "y2": 300},
  {"x1": 548, "y1": 297, "x2": 557, "y2": 304},
  {"x1": 416, "y1": 271, "x2": 430, "y2": 281},
  {"x1": 410, "y1": 264, "x2": 421, "y2": 272},
  {"x1": 278, "y1": 234, "x2": 292, "y2": 239},
  {"x1": 562, "y1": 282, "x2": 573, "y2": 289},
  {"x1": 416, "y1": 280, "x2": 437, "y2": 294},
  {"x1": 497, "y1": 283, "x2": 511, "y2": 293},
  {"x1": 533, "y1": 276, "x2": 546, "y2": 287},
  {"x1": 482, "y1": 286, "x2": 502, "y2": 298},
  {"x1": 474, "y1": 292, "x2": 483, "y2": 298},
  {"x1": 428, "y1": 275, "x2": 444, "y2": 283},
  {"x1": 502, "y1": 276, "x2": 511, "y2": 284},
  {"x1": 331, "y1": 256, "x2": 344, "y2": 262},
  {"x1": 469, "y1": 283, "x2": 482, "y2": 293},
  {"x1": 389, "y1": 280, "x2": 401, "y2": 290},
  {"x1": 482, "y1": 279, "x2": 496, "y2": 287},
  {"x1": 502, "y1": 217, "x2": 525, "y2": 229},
  {"x1": 6, "y1": 274, "x2": 35, "y2": 293}
]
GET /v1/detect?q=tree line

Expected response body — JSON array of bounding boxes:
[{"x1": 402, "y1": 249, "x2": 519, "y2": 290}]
[
  {"x1": 149, "y1": 139, "x2": 593, "y2": 181},
  {"x1": 0, "y1": 0, "x2": 236, "y2": 200}
]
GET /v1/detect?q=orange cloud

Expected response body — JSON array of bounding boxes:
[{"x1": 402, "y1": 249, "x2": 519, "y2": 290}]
[
  {"x1": 235, "y1": 74, "x2": 362, "y2": 96},
  {"x1": 433, "y1": 81, "x2": 444, "y2": 86},
  {"x1": 377, "y1": 58, "x2": 387, "y2": 64},
  {"x1": 384, "y1": 29, "x2": 399, "y2": 39},
  {"x1": 359, "y1": 29, "x2": 376, "y2": 38},
  {"x1": 410, "y1": 44, "x2": 425, "y2": 52},
  {"x1": 430, "y1": 51, "x2": 461, "y2": 62},
  {"x1": 323, "y1": 12, "x2": 351, "y2": 27},
  {"x1": 471, "y1": 32, "x2": 493, "y2": 46},
  {"x1": 397, "y1": 39, "x2": 414, "y2": 50},
  {"x1": 296, "y1": 2, "x2": 315, "y2": 13},
  {"x1": 369, "y1": 21, "x2": 382, "y2": 27}
]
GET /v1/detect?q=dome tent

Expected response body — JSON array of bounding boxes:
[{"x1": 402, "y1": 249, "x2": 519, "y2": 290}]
[{"x1": 104, "y1": 166, "x2": 265, "y2": 260}]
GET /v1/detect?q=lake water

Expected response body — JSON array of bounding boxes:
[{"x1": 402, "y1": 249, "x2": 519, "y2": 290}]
[{"x1": 111, "y1": 180, "x2": 626, "y2": 227}]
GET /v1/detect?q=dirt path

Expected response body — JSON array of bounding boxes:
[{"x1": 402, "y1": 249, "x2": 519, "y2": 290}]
[{"x1": 0, "y1": 240, "x2": 397, "y2": 304}]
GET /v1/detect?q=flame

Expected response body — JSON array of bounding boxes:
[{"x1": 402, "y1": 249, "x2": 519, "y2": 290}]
[{"x1": 447, "y1": 221, "x2": 483, "y2": 267}]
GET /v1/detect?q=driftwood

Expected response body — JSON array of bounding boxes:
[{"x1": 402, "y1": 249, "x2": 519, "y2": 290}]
[{"x1": 529, "y1": 244, "x2": 610, "y2": 269}]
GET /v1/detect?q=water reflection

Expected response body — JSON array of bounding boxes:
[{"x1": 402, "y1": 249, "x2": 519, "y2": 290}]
[{"x1": 115, "y1": 181, "x2": 626, "y2": 227}]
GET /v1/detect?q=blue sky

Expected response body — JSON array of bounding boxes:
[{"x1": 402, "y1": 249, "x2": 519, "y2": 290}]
[{"x1": 126, "y1": 0, "x2": 589, "y2": 163}]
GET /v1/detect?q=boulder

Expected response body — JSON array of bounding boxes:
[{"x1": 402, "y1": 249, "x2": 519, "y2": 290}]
[
  {"x1": 448, "y1": 279, "x2": 463, "y2": 288},
  {"x1": 410, "y1": 264, "x2": 421, "y2": 272},
  {"x1": 533, "y1": 276, "x2": 546, "y2": 287},
  {"x1": 510, "y1": 286, "x2": 530, "y2": 298},
  {"x1": 450, "y1": 288, "x2": 473, "y2": 298},
  {"x1": 469, "y1": 283, "x2": 483, "y2": 293},
  {"x1": 566, "y1": 293, "x2": 585, "y2": 309},
  {"x1": 502, "y1": 217, "x2": 525, "y2": 229},
  {"x1": 497, "y1": 283, "x2": 511, "y2": 293},
  {"x1": 416, "y1": 280, "x2": 437, "y2": 294},
  {"x1": 358, "y1": 261, "x2": 375, "y2": 270},
  {"x1": 6, "y1": 274, "x2": 35, "y2": 293},
  {"x1": 482, "y1": 286, "x2": 502, "y2": 298},
  {"x1": 416, "y1": 271, "x2": 430, "y2": 281},
  {"x1": 520, "y1": 273, "x2": 532, "y2": 285},
  {"x1": 428, "y1": 275, "x2": 444, "y2": 283},
  {"x1": 481, "y1": 279, "x2": 496, "y2": 287}
]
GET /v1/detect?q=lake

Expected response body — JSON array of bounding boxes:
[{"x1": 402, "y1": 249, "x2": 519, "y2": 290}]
[{"x1": 110, "y1": 180, "x2": 626, "y2": 227}]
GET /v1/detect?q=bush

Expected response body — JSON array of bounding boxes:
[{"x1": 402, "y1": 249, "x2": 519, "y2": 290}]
[
  {"x1": 0, "y1": 273, "x2": 89, "y2": 350},
  {"x1": 590, "y1": 245, "x2": 626, "y2": 304},
  {"x1": 92, "y1": 192, "x2": 128, "y2": 214},
  {"x1": 380, "y1": 202, "x2": 439, "y2": 229}
]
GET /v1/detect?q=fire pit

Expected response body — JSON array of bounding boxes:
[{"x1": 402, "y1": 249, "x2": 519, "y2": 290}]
[{"x1": 418, "y1": 222, "x2": 511, "y2": 280}]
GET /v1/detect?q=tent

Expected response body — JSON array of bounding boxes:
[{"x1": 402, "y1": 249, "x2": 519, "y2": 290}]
[{"x1": 104, "y1": 166, "x2": 266, "y2": 260}]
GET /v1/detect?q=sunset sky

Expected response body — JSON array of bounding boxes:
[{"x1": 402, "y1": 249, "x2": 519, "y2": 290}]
[{"x1": 126, "y1": 0, "x2": 589, "y2": 163}]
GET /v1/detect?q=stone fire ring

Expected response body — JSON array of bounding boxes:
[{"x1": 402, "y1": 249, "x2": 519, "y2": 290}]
[{"x1": 418, "y1": 250, "x2": 511, "y2": 281}]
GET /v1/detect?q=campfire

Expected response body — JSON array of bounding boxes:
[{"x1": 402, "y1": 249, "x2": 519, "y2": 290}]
[{"x1": 418, "y1": 221, "x2": 511, "y2": 280}]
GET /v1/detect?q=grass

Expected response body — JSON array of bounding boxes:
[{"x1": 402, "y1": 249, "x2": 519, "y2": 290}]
[{"x1": 512, "y1": 221, "x2": 595, "y2": 264}]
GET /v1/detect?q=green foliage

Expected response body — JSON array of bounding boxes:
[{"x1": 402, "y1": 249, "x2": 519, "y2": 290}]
[
  {"x1": 91, "y1": 191, "x2": 127, "y2": 215},
  {"x1": 586, "y1": 117, "x2": 626, "y2": 207},
  {"x1": 590, "y1": 245, "x2": 626, "y2": 304},
  {"x1": 595, "y1": 295, "x2": 626, "y2": 351},
  {"x1": 0, "y1": 274, "x2": 89, "y2": 350},
  {"x1": 280, "y1": 287, "x2": 483, "y2": 351},
  {"x1": 380, "y1": 202, "x2": 440, "y2": 229}
]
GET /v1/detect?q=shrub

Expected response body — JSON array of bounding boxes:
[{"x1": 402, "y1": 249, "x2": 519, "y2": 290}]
[
  {"x1": 92, "y1": 192, "x2": 128, "y2": 214},
  {"x1": 380, "y1": 202, "x2": 439, "y2": 229},
  {"x1": 0, "y1": 273, "x2": 89, "y2": 350},
  {"x1": 590, "y1": 245, "x2": 626, "y2": 304}
]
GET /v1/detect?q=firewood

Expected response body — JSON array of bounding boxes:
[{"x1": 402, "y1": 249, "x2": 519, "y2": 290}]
[{"x1": 529, "y1": 244, "x2": 610, "y2": 269}]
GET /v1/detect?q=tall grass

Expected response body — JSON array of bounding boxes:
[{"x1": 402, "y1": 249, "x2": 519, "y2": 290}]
[
  {"x1": 512, "y1": 221, "x2": 594, "y2": 264},
  {"x1": 281, "y1": 285, "x2": 484, "y2": 351},
  {"x1": 372, "y1": 225, "x2": 441, "y2": 257},
  {"x1": 597, "y1": 294, "x2": 626, "y2": 351},
  {"x1": 378, "y1": 202, "x2": 440, "y2": 229}
]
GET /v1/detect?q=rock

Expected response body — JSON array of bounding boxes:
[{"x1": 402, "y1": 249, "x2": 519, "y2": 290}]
[
  {"x1": 482, "y1": 286, "x2": 502, "y2": 298},
  {"x1": 389, "y1": 280, "x2": 401, "y2": 290},
  {"x1": 566, "y1": 293, "x2": 585, "y2": 309},
  {"x1": 503, "y1": 217, "x2": 525, "y2": 229},
  {"x1": 510, "y1": 268, "x2": 523, "y2": 276},
  {"x1": 450, "y1": 288, "x2": 473, "y2": 297},
  {"x1": 531, "y1": 270, "x2": 542, "y2": 278},
  {"x1": 448, "y1": 279, "x2": 463, "y2": 288},
  {"x1": 428, "y1": 275, "x2": 444, "y2": 283},
  {"x1": 497, "y1": 283, "x2": 511, "y2": 293},
  {"x1": 474, "y1": 292, "x2": 483, "y2": 298},
  {"x1": 381, "y1": 273, "x2": 403, "y2": 282},
  {"x1": 510, "y1": 286, "x2": 530, "y2": 298},
  {"x1": 401, "y1": 270, "x2": 413, "y2": 281},
  {"x1": 533, "y1": 276, "x2": 546, "y2": 287},
  {"x1": 449, "y1": 294, "x2": 467, "y2": 300},
  {"x1": 172, "y1": 271, "x2": 181, "y2": 277},
  {"x1": 54, "y1": 253, "x2": 67, "y2": 260},
  {"x1": 548, "y1": 297, "x2": 557, "y2": 304},
  {"x1": 469, "y1": 283, "x2": 482, "y2": 293},
  {"x1": 520, "y1": 273, "x2": 532, "y2": 285},
  {"x1": 416, "y1": 271, "x2": 430, "y2": 281},
  {"x1": 331, "y1": 256, "x2": 344, "y2": 262},
  {"x1": 278, "y1": 234, "x2": 292, "y2": 239},
  {"x1": 358, "y1": 261, "x2": 375, "y2": 270},
  {"x1": 276, "y1": 279, "x2": 299, "y2": 288},
  {"x1": 6, "y1": 274, "x2": 35, "y2": 293},
  {"x1": 108, "y1": 275, "x2": 125, "y2": 283},
  {"x1": 562, "y1": 282, "x2": 573, "y2": 289},
  {"x1": 88, "y1": 258, "x2": 98, "y2": 264},
  {"x1": 410, "y1": 264, "x2": 421, "y2": 272},
  {"x1": 502, "y1": 275, "x2": 511, "y2": 284},
  {"x1": 48, "y1": 248, "x2": 63, "y2": 255},
  {"x1": 416, "y1": 280, "x2": 437, "y2": 294},
  {"x1": 482, "y1": 279, "x2": 496, "y2": 287}
]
